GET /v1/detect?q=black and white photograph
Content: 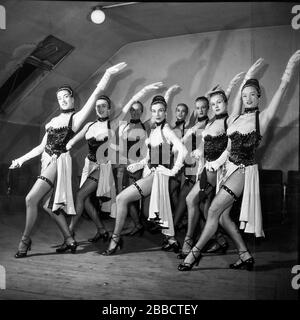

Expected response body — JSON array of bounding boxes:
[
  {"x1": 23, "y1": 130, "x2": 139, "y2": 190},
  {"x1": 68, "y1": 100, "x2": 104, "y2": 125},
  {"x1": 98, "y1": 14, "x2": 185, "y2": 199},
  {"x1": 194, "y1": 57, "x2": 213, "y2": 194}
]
[{"x1": 0, "y1": 0, "x2": 299, "y2": 307}]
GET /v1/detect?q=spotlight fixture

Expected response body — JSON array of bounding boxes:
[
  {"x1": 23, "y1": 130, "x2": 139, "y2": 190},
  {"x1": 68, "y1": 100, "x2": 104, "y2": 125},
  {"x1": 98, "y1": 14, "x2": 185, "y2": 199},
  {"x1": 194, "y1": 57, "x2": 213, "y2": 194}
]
[
  {"x1": 90, "y1": 2, "x2": 139, "y2": 24},
  {"x1": 90, "y1": 7, "x2": 105, "y2": 24}
]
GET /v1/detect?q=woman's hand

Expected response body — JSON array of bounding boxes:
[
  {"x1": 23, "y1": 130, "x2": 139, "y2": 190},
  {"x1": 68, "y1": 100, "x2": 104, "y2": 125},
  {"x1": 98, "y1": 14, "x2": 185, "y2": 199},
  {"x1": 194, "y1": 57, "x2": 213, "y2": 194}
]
[
  {"x1": 228, "y1": 72, "x2": 245, "y2": 90},
  {"x1": 156, "y1": 165, "x2": 175, "y2": 177},
  {"x1": 206, "y1": 161, "x2": 218, "y2": 172},
  {"x1": 127, "y1": 162, "x2": 144, "y2": 173},
  {"x1": 144, "y1": 82, "x2": 164, "y2": 92},
  {"x1": 191, "y1": 149, "x2": 203, "y2": 160},
  {"x1": 51, "y1": 154, "x2": 58, "y2": 164},
  {"x1": 282, "y1": 50, "x2": 300, "y2": 83},
  {"x1": 165, "y1": 84, "x2": 180, "y2": 96},
  {"x1": 245, "y1": 58, "x2": 265, "y2": 80},
  {"x1": 97, "y1": 62, "x2": 127, "y2": 89},
  {"x1": 9, "y1": 158, "x2": 24, "y2": 169},
  {"x1": 106, "y1": 62, "x2": 127, "y2": 76},
  {"x1": 66, "y1": 141, "x2": 73, "y2": 151}
]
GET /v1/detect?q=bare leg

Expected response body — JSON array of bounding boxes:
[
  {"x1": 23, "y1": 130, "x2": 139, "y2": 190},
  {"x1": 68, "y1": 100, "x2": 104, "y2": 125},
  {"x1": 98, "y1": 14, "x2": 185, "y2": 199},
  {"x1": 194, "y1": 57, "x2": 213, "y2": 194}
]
[
  {"x1": 104, "y1": 174, "x2": 154, "y2": 253},
  {"x1": 16, "y1": 162, "x2": 58, "y2": 255},
  {"x1": 84, "y1": 197, "x2": 105, "y2": 230},
  {"x1": 218, "y1": 206, "x2": 248, "y2": 252},
  {"x1": 181, "y1": 169, "x2": 245, "y2": 267},
  {"x1": 69, "y1": 170, "x2": 98, "y2": 233},
  {"x1": 173, "y1": 179, "x2": 194, "y2": 229}
]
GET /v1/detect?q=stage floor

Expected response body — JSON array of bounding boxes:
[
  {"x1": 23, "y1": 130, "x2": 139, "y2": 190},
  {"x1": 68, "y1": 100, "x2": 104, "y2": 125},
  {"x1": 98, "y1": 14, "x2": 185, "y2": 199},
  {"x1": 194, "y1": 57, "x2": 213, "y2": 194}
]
[{"x1": 0, "y1": 209, "x2": 298, "y2": 300}]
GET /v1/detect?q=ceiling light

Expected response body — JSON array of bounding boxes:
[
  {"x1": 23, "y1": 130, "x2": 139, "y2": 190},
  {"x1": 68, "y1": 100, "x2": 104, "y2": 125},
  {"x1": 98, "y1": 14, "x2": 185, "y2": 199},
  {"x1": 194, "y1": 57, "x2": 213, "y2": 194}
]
[{"x1": 90, "y1": 7, "x2": 105, "y2": 24}]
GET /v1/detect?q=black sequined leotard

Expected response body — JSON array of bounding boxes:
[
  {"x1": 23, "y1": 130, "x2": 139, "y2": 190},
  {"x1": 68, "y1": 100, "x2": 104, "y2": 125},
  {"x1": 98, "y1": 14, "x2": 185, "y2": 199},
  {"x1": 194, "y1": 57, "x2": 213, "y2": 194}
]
[
  {"x1": 86, "y1": 120, "x2": 110, "y2": 163},
  {"x1": 203, "y1": 116, "x2": 228, "y2": 162},
  {"x1": 45, "y1": 113, "x2": 75, "y2": 157},
  {"x1": 228, "y1": 111, "x2": 262, "y2": 166}
]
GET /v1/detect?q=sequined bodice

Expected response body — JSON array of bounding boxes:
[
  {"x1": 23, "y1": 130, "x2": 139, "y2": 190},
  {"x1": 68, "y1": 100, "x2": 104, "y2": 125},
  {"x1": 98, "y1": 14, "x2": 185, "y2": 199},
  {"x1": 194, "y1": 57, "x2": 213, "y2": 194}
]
[
  {"x1": 228, "y1": 112, "x2": 262, "y2": 166},
  {"x1": 86, "y1": 120, "x2": 110, "y2": 163},
  {"x1": 204, "y1": 133, "x2": 228, "y2": 161},
  {"x1": 203, "y1": 116, "x2": 228, "y2": 162},
  {"x1": 228, "y1": 131, "x2": 262, "y2": 166},
  {"x1": 87, "y1": 137, "x2": 108, "y2": 162},
  {"x1": 45, "y1": 114, "x2": 75, "y2": 156}
]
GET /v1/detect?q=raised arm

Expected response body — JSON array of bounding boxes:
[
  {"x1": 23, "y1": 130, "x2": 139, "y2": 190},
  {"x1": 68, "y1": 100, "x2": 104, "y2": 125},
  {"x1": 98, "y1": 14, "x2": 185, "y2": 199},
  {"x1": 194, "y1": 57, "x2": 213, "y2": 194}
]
[
  {"x1": 72, "y1": 62, "x2": 127, "y2": 132},
  {"x1": 66, "y1": 122, "x2": 91, "y2": 151},
  {"x1": 260, "y1": 50, "x2": 300, "y2": 135},
  {"x1": 164, "y1": 84, "x2": 180, "y2": 105},
  {"x1": 9, "y1": 133, "x2": 48, "y2": 169},
  {"x1": 225, "y1": 72, "x2": 245, "y2": 100},
  {"x1": 230, "y1": 58, "x2": 265, "y2": 118},
  {"x1": 111, "y1": 82, "x2": 164, "y2": 130}
]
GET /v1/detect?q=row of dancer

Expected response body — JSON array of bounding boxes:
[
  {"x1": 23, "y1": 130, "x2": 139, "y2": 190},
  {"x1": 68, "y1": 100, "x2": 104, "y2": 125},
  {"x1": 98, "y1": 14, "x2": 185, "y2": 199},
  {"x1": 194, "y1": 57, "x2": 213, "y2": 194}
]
[{"x1": 10, "y1": 51, "x2": 300, "y2": 273}]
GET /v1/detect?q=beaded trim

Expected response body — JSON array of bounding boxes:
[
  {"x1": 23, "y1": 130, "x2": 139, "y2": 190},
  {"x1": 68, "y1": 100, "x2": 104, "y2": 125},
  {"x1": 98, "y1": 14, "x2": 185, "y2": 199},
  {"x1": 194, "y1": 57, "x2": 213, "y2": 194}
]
[
  {"x1": 37, "y1": 175, "x2": 54, "y2": 189},
  {"x1": 133, "y1": 181, "x2": 144, "y2": 197},
  {"x1": 215, "y1": 113, "x2": 229, "y2": 119},
  {"x1": 222, "y1": 185, "x2": 238, "y2": 201},
  {"x1": 60, "y1": 108, "x2": 75, "y2": 114},
  {"x1": 87, "y1": 175, "x2": 98, "y2": 183},
  {"x1": 244, "y1": 107, "x2": 259, "y2": 114}
]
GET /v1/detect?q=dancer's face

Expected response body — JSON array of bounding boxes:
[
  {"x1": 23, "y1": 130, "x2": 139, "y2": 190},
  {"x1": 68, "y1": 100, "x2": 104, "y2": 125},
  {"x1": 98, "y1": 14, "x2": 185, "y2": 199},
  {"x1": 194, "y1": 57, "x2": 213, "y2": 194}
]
[
  {"x1": 151, "y1": 103, "x2": 166, "y2": 123},
  {"x1": 210, "y1": 94, "x2": 227, "y2": 115},
  {"x1": 130, "y1": 102, "x2": 143, "y2": 120},
  {"x1": 175, "y1": 105, "x2": 188, "y2": 121},
  {"x1": 241, "y1": 86, "x2": 259, "y2": 109},
  {"x1": 195, "y1": 100, "x2": 208, "y2": 118},
  {"x1": 57, "y1": 90, "x2": 74, "y2": 110},
  {"x1": 95, "y1": 99, "x2": 110, "y2": 118}
]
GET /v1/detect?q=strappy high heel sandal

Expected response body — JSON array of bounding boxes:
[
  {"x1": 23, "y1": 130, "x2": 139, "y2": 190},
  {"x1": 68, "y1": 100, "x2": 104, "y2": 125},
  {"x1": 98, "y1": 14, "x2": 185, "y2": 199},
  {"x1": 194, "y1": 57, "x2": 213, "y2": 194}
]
[
  {"x1": 204, "y1": 235, "x2": 228, "y2": 255},
  {"x1": 229, "y1": 250, "x2": 254, "y2": 271},
  {"x1": 161, "y1": 237, "x2": 181, "y2": 253},
  {"x1": 129, "y1": 225, "x2": 145, "y2": 237},
  {"x1": 88, "y1": 230, "x2": 109, "y2": 243},
  {"x1": 101, "y1": 234, "x2": 123, "y2": 256},
  {"x1": 15, "y1": 236, "x2": 32, "y2": 258},
  {"x1": 56, "y1": 237, "x2": 78, "y2": 254},
  {"x1": 177, "y1": 236, "x2": 193, "y2": 259},
  {"x1": 177, "y1": 246, "x2": 202, "y2": 271}
]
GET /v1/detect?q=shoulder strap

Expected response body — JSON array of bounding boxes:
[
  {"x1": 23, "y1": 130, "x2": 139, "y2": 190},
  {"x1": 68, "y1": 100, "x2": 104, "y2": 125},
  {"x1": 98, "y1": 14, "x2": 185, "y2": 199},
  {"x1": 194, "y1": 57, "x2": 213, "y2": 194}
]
[
  {"x1": 87, "y1": 120, "x2": 97, "y2": 131},
  {"x1": 68, "y1": 112, "x2": 75, "y2": 129},
  {"x1": 160, "y1": 124, "x2": 170, "y2": 145},
  {"x1": 233, "y1": 115, "x2": 241, "y2": 123},
  {"x1": 141, "y1": 122, "x2": 146, "y2": 131},
  {"x1": 224, "y1": 115, "x2": 229, "y2": 131},
  {"x1": 255, "y1": 111, "x2": 260, "y2": 136}
]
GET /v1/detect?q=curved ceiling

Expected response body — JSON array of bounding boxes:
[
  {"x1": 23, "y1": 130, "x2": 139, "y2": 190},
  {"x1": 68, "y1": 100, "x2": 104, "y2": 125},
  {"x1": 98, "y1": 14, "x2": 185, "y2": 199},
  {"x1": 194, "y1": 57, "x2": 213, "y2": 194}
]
[{"x1": 0, "y1": 1, "x2": 295, "y2": 125}]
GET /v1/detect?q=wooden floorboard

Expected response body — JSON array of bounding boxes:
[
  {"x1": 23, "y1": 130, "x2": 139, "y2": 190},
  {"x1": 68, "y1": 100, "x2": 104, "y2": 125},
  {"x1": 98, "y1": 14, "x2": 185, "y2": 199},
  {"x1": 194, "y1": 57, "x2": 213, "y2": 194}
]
[{"x1": 0, "y1": 210, "x2": 298, "y2": 300}]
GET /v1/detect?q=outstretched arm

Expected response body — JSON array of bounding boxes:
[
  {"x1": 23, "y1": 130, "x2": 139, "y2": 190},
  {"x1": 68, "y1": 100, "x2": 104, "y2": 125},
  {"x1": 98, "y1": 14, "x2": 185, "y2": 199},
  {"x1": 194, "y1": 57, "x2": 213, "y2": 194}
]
[
  {"x1": 164, "y1": 84, "x2": 180, "y2": 105},
  {"x1": 230, "y1": 58, "x2": 265, "y2": 118},
  {"x1": 72, "y1": 62, "x2": 127, "y2": 132},
  {"x1": 260, "y1": 50, "x2": 300, "y2": 135},
  {"x1": 9, "y1": 133, "x2": 48, "y2": 169},
  {"x1": 225, "y1": 72, "x2": 245, "y2": 100},
  {"x1": 66, "y1": 122, "x2": 92, "y2": 151},
  {"x1": 111, "y1": 82, "x2": 164, "y2": 130}
]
